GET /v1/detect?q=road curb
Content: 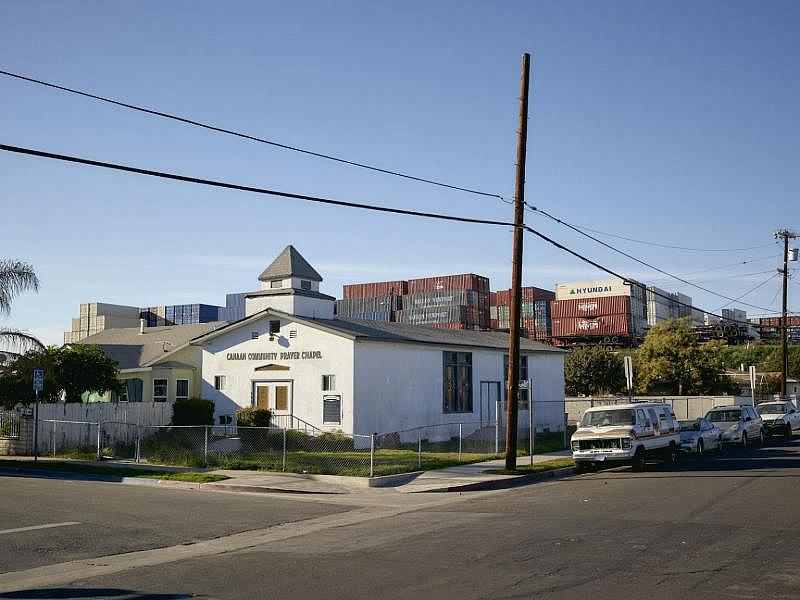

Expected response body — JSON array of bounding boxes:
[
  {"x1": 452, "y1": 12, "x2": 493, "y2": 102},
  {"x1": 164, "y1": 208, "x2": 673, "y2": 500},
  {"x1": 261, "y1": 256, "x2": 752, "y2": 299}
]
[{"x1": 413, "y1": 466, "x2": 577, "y2": 493}]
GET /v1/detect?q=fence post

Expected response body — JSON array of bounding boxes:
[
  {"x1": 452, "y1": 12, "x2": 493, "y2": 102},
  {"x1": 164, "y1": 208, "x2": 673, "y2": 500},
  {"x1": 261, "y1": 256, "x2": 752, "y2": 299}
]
[
  {"x1": 458, "y1": 423, "x2": 462, "y2": 460},
  {"x1": 417, "y1": 430, "x2": 422, "y2": 469},
  {"x1": 52, "y1": 420, "x2": 56, "y2": 457},
  {"x1": 370, "y1": 433, "x2": 376, "y2": 478},
  {"x1": 135, "y1": 425, "x2": 141, "y2": 463},
  {"x1": 203, "y1": 426, "x2": 209, "y2": 467},
  {"x1": 529, "y1": 400, "x2": 533, "y2": 467},
  {"x1": 96, "y1": 420, "x2": 102, "y2": 461},
  {"x1": 282, "y1": 428, "x2": 287, "y2": 472}
]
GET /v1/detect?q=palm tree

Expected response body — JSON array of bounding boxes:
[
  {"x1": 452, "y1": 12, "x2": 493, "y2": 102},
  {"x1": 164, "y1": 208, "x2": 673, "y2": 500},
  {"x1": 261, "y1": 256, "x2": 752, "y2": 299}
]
[{"x1": 0, "y1": 259, "x2": 44, "y2": 354}]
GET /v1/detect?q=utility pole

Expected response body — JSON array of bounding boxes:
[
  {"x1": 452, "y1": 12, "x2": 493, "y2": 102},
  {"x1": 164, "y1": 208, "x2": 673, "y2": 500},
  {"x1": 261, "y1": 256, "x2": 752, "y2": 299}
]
[
  {"x1": 775, "y1": 229, "x2": 797, "y2": 399},
  {"x1": 505, "y1": 52, "x2": 531, "y2": 471}
]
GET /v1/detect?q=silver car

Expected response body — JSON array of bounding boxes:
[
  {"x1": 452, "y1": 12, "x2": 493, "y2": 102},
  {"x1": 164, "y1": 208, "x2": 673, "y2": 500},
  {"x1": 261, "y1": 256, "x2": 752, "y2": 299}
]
[
  {"x1": 756, "y1": 401, "x2": 800, "y2": 438},
  {"x1": 705, "y1": 405, "x2": 764, "y2": 447},
  {"x1": 679, "y1": 418, "x2": 722, "y2": 456}
]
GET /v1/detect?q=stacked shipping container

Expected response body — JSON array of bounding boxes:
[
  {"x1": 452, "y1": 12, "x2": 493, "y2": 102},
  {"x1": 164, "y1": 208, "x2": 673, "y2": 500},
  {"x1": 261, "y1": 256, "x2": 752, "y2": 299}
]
[
  {"x1": 338, "y1": 274, "x2": 490, "y2": 330},
  {"x1": 490, "y1": 286, "x2": 554, "y2": 340},
  {"x1": 398, "y1": 274, "x2": 490, "y2": 330},
  {"x1": 140, "y1": 304, "x2": 222, "y2": 327},
  {"x1": 550, "y1": 278, "x2": 648, "y2": 345}
]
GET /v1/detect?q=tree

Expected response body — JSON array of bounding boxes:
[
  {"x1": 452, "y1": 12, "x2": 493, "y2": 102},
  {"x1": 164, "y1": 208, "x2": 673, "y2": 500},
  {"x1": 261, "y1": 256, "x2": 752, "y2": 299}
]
[
  {"x1": 0, "y1": 259, "x2": 43, "y2": 354},
  {"x1": 636, "y1": 318, "x2": 737, "y2": 395},
  {"x1": 564, "y1": 346, "x2": 625, "y2": 396},
  {"x1": 0, "y1": 345, "x2": 121, "y2": 408}
]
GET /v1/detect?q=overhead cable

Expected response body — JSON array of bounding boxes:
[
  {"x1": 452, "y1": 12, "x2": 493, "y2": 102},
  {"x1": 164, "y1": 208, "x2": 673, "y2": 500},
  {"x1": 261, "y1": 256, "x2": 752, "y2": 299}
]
[
  {"x1": 0, "y1": 143, "x2": 513, "y2": 227},
  {"x1": 0, "y1": 68, "x2": 503, "y2": 200},
  {"x1": 526, "y1": 203, "x2": 782, "y2": 314}
]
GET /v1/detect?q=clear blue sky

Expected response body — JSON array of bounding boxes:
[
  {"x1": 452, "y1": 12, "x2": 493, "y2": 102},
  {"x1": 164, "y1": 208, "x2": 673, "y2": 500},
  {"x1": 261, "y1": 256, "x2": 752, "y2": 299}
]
[{"x1": 1, "y1": 1, "x2": 798, "y2": 345}]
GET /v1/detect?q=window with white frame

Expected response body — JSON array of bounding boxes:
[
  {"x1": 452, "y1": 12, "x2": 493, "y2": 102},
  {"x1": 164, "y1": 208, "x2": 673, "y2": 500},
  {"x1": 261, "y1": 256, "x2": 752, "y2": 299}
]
[
  {"x1": 322, "y1": 374, "x2": 336, "y2": 391},
  {"x1": 214, "y1": 375, "x2": 226, "y2": 390},
  {"x1": 153, "y1": 379, "x2": 168, "y2": 402},
  {"x1": 176, "y1": 379, "x2": 189, "y2": 401},
  {"x1": 270, "y1": 280, "x2": 282, "y2": 288},
  {"x1": 323, "y1": 396, "x2": 341, "y2": 424}
]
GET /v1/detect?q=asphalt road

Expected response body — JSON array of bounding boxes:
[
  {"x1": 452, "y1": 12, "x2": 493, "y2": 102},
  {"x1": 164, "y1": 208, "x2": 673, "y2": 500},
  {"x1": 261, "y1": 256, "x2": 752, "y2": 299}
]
[{"x1": 3, "y1": 438, "x2": 800, "y2": 599}]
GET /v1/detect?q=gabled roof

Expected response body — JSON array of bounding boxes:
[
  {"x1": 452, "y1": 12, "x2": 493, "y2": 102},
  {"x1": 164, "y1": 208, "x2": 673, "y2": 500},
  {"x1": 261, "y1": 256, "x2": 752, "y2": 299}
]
[
  {"x1": 258, "y1": 245, "x2": 322, "y2": 282},
  {"x1": 191, "y1": 309, "x2": 565, "y2": 354},
  {"x1": 79, "y1": 321, "x2": 225, "y2": 369}
]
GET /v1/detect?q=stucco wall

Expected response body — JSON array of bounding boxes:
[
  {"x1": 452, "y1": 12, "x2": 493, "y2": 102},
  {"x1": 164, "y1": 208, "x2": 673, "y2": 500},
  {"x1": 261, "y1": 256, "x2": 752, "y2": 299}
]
[
  {"x1": 352, "y1": 341, "x2": 566, "y2": 436},
  {"x1": 200, "y1": 316, "x2": 354, "y2": 431}
]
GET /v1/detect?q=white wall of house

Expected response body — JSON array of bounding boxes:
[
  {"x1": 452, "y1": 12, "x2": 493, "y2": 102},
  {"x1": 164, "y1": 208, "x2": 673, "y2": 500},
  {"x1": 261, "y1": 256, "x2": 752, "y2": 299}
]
[
  {"x1": 245, "y1": 294, "x2": 334, "y2": 319},
  {"x1": 352, "y1": 341, "x2": 565, "y2": 436},
  {"x1": 199, "y1": 316, "x2": 354, "y2": 431}
]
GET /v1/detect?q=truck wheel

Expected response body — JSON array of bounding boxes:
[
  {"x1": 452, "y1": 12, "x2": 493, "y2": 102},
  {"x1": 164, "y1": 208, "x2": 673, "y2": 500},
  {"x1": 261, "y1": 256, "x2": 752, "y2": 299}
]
[{"x1": 631, "y1": 448, "x2": 646, "y2": 472}]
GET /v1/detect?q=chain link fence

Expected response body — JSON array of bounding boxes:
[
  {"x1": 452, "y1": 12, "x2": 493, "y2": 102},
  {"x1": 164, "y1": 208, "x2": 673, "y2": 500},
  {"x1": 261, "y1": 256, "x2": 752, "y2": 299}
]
[{"x1": 22, "y1": 417, "x2": 571, "y2": 476}]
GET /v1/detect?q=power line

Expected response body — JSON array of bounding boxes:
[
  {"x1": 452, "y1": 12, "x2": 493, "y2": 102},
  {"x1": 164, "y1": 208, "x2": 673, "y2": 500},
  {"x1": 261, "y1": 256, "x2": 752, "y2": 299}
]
[
  {"x1": 521, "y1": 225, "x2": 795, "y2": 324},
  {"x1": 564, "y1": 222, "x2": 776, "y2": 252},
  {"x1": 657, "y1": 255, "x2": 781, "y2": 279},
  {"x1": 0, "y1": 143, "x2": 513, "y2": 227},
  {"x1": 3, "y1": 140, "x2": 792, "y2": 325},
  {"x1": 527, "y1": 203, "x2": 783, "y2": 314},
  {"x1": 0, "y1": 68, "x2": 503, "y2": 200},
  {"x1": 715, "y1": 272, "x2": 780, "y2": 311}
]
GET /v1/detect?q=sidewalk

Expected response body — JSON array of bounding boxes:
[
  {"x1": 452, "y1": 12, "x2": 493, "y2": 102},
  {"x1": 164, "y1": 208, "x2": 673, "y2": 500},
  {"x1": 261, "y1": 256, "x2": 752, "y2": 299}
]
[{"x1": 0, "y1": 450, "x2": 574, "y2": 494}]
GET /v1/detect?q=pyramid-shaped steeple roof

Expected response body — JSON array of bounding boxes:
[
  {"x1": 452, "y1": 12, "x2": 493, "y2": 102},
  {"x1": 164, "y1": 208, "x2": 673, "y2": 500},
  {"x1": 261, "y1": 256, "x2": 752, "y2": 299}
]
[{"x1": 258, "y1": 245, "x2": 322, "y2": 282}]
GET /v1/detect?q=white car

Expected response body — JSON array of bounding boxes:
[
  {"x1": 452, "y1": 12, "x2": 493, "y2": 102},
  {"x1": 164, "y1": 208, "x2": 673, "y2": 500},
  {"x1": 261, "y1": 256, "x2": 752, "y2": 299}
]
[
  {"x1": 571, "y1": 403, "x2": 680, "y2": 472},
  {"x1": 705, "y1": 405, "x2": 764, "y2": 447},
  {"x1": 678, "y1": 418, "x2": 722, "y2": 456},
  {"x1": 756, "y1": 401, "x2": 800, "y2": 439}
]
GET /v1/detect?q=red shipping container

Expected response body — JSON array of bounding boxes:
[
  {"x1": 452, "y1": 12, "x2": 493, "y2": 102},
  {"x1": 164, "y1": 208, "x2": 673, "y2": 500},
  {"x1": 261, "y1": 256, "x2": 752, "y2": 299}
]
[
  {"x1": 407, "y1": 273, "x2": 489, "y2": 294},
  {"x1": 343, "y1": 280, "x2": 408, "y2": 299},
  {"x1": 552, "y1": 314, "x2": 631, "y2": 338},
  {"x1": 551, "y1": 296, "x2": 630, "y2": 319},
  {"x1": 760, "y1": 316, "x2": 800, "y2": 327},
  {"x1": 494, "y1": 287, "x2": 555, "y2": 306}
]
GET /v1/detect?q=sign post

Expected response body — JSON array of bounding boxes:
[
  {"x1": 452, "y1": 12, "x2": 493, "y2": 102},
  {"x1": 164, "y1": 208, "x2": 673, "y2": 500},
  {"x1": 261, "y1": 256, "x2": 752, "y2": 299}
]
[
  {"x1": 624, "y1": 356, "x2": 634, "y2": 402},
  {"x1": 749, "y1": 365, "x2": 757, "y2": 407},
  {"x1": 32, "y1": 369, "x2": 44, "y2": 462}
]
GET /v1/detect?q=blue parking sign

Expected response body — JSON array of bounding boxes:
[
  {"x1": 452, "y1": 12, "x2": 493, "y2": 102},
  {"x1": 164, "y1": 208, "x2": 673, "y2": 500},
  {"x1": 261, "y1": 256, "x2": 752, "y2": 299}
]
[{"x1": 33, "y1": 369, "x2": 44, "y2": 392}]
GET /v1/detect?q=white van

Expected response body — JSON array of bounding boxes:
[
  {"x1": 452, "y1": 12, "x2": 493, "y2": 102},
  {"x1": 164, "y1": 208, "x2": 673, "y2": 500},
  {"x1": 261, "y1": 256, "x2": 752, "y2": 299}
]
[{"x1": 571, "y1": 402, "x2": 681, "y2": 471}]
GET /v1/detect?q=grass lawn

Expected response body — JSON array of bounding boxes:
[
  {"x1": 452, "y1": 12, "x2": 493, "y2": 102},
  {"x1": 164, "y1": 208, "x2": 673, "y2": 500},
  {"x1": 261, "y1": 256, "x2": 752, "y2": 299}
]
[
  {"x1": 483, "y1": 457, "x2": 575, "y2": 475},
  {"x1": 0, "y1": 459, "x2": 229, "y2": 483},
  {"x1": 206, "y1": 449, "x2": 501, "y2": 477}
]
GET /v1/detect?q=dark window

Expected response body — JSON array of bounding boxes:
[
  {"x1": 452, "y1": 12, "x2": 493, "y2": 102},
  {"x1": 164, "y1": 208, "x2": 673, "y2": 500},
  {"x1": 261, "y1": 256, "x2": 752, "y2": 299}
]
[
  {"x1": 153, "y1": 379, "x2": 168, "y2": 402},
  {"x1": 443, "y1": 352, "x2": 473, "y2": 413},
  {"x1": 322, "y1": 375, "x2": 336, "y2": 391},
  {"x1": 503, "y1": 355, "x2": 530, "y2": 409},
  {"x1": 300, "y1": 280, "x2": 312, "y2": 290},
  {"x1": 176, "y1": 379, "x2": 189, "y2": 400},
  {"x1": 214, "y1": 375, "x2": 226, "y2": 390},
  {"x1": 269, "y1": 320, "x2": 281, "y2": 334},
  {"x1": 251, "y1": 331, "x2": 259, "y2": 340},
  {"x1": 323, "y1": 396, "x2": 341, "y2": 424},
  {"x1": 219, "y1": 414, "x2": 232, "y2": 425}
]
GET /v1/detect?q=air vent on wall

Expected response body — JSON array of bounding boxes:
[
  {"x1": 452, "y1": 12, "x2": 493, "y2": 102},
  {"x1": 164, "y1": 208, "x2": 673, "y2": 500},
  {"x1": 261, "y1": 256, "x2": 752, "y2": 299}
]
[{"x1": 289, "y1": 330, "x2": 297, "y2": 338}]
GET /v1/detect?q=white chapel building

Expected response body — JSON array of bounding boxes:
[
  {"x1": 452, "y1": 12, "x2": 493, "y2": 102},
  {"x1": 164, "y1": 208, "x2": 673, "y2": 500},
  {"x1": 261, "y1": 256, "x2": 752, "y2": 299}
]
[{"x1": 85, "y1": 246, "x2": 567, "y2": 437}]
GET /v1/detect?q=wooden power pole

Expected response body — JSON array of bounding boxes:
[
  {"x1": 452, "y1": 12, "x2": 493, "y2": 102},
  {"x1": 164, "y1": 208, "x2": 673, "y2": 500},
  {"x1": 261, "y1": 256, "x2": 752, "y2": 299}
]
[
  {"x1": 776, "y1": 229, "x2": 797, "y2": 399},
  {"x1": 505, "y1": 52, "x2": 531, "y2": 471}
]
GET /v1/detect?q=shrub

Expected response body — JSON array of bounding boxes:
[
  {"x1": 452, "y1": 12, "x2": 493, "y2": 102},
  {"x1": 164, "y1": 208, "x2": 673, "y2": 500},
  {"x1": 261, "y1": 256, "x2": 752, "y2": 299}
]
[
  {"x1": 172, "y1": 398, "x2": 215, "y2": 426},
  {"x1": 235, "y1": 407, "x2": 272, "y2": 427}
]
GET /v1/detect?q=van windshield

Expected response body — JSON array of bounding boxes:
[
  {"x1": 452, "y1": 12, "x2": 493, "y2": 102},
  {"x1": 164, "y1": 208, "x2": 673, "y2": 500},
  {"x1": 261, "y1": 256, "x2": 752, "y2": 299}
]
[
  {"x1": 581, "y1": 409, "x2": 635, "y2": 427},
  {"x1": 706, "y1": 410, "x2": 740, "y2": 423},
  {"x1": 757, "y1": 404, "x2": 787, "y2": 415}
]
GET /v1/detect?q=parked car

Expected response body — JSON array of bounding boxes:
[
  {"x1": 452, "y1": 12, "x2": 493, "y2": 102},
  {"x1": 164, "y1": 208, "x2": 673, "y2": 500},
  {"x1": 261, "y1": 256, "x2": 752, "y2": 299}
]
[
  {"x1": 571, "y1": 403, "x2": 680, "y2": 472},
  {"x1": 678, "y1": 418, "x2": 722, "y2": 456},
  {"x1": 704, "y1": 405, "x2": 764, "y2": 447},
  {"x1": 756, "y1": 401, "x2": 800, "y2": 439}
]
